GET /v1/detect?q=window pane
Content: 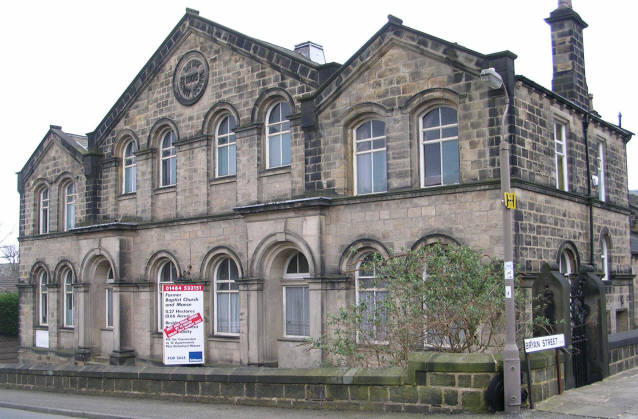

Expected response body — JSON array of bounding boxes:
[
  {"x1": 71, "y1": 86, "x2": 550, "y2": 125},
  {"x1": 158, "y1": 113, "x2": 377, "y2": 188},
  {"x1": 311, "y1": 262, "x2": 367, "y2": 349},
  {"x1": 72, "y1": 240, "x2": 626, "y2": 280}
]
[
  {"x1": 557, "y1": 158, "x2": 565, "y2": 190},
  {"x1": 269, "y1": 136, "x2": 281, "y2": 167},
  {"x1": 66, "y1": 203, "x2": 75, "y2": 230},
  {"x1": 218, "y1": 146, "x2": 228, "y2": 176},
  {"x1": 440, "y1": 107, "x2": 457, "y2": 125},
  {"x1": 281, "y1": 133, "x2": 291, "y2": 166},
  {"x1": 424, "y1": 143, "x2": 442, "y2": 186},
  {"x1": 424, "y1": 129, "x2": 440, "y2": 141},
  {"x1": 372, "y1": 138, "x2": 385, "y2": 150},
  {"x1": 356, "y1": 141, "x2": 371, "y2": 152},
  {"x1": 442, "y1": 140, "x2": 460, "y2": 185},
  {"x1": 268, "y1": 123, "x2": 281, "y2": 134},
  {"x1": 372, "y1": 151, "x2": 387, "y2": 192},
  {"x1": 65, "y1": 293, "x2": 73, "y2": 326},
  {"x1": 286, "y1": 254, "x2": 298, "y2": 274},
  {"x1": 442, "y1": 126, "x2": 458, "y2": 138},
  {"x1": 230, "y1": 293, "x2": 240, "y2": 333},
  {"x1": 356, "y1": 121, "x2": 371, "y2": 140},
  {"x1": 229, "y1": 145, "x2": 236, "y2": 175},
  {"x1": 219, "y1": 117, "x2": 229, "y2": 135},
  {"x1": 106, "y1": 289, "x2": 113, "y2": 327},
  {"x1": 170, "y1": 157, "x2": 176, "y2": 185},
  {"x1": 357, "y1": 153, "x2": 372, "y2": 194},
  {"x1": 269, "y1": 104, "x2": 281, "y2": 123},
  {"x1": 280, "y1": 102, "x2": 290, "y2": 120},
  {"x1": 298, "y1": 253, "x2": 309, "y2": 273},
  {"x1": 42, "y1": 294, "x2": 48, "y2": 324},
  {"x1": 286, "y1": 286, "x2": 309, "y2": 336},
  {"x1": 372, "y1": 120, "x2": 385, "y2": 138},
  {"x1": 422, "y1": 109, "x2": 440, "y2": 128},
  {"x1": 217, "y1": 293, "x2": 230, "y2": 332}
]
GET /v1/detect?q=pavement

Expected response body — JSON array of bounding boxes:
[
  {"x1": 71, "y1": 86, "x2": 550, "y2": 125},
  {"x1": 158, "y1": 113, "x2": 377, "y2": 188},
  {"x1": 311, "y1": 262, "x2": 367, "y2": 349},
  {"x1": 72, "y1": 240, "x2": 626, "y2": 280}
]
[{"x1": 0, "y1": 366, "x2": 637, "y2": 418}]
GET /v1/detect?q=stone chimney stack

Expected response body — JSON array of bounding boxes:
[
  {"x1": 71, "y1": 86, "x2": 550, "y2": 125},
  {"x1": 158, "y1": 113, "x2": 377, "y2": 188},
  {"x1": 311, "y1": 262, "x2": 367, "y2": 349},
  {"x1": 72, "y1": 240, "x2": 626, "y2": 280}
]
[{"x1": 545, "y1": 0, "x2": 590, "y2": 110}]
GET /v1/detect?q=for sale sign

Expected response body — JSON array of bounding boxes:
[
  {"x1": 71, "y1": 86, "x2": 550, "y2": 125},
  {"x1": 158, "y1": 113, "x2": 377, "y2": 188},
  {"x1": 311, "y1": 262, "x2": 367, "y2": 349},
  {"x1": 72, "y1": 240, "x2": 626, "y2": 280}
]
[{"x1": 162, "y1": 284, "x2": 205, "y2": 365}]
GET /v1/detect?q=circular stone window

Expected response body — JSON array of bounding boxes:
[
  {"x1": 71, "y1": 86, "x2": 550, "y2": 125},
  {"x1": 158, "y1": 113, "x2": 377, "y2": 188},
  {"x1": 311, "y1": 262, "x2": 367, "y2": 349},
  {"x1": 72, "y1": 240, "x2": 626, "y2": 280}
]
[{"x1": 172, "y1": 50, "x2": 209, "y2": 106}]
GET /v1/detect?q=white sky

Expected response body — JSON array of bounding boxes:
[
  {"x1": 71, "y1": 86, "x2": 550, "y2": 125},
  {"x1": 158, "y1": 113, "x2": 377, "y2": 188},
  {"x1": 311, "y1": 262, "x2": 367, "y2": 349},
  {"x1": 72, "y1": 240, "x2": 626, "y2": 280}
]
[{"x1": 0, "y1": 0, "x2": 636, "y2": 247}]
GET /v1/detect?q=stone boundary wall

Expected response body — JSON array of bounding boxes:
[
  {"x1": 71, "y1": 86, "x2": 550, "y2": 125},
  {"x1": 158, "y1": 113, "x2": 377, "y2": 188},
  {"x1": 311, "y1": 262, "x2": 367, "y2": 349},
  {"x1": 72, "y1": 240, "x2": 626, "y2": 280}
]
[
  {"x1": 0, "y1": 337, "x2": 17, "y2": 363},
  {"x1": 608, "y1": 330, "x2": 638, "y2": 375},
  {"x1": 0, "y1": 352, "x2": 562, "y2": 413}
]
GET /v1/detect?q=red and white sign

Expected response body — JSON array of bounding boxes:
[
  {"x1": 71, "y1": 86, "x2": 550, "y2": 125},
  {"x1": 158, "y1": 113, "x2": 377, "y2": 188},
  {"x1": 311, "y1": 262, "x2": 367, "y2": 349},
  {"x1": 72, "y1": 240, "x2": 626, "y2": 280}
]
[
  {"x1": 162, "y1": 284, "x2": 205, "y2": 365},
  {"x1": 163, "y1": 312, "x2": 203, "y2": 338}
]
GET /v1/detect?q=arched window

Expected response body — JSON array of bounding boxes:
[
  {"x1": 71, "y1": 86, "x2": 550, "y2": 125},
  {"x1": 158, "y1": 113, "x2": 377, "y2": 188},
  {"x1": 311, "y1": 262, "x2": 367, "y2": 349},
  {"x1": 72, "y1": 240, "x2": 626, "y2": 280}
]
[
  {"x1": 64, "y1": 182, "x2": 76, "y2": 231},
  {"x1": 105, "y1": 267, "x2": 114, "y2": 328},
  {"x1": 266, "y1": 102, "x2": 291, "y2": 169},
  {"x1": 214, "y1": 258, "x2": 239, "y2": 335},
  {"x1": 160, "y1": 130, "x2": 177, "y2": 187},
  {"x1": 38, "y1": 270, "x2": 48, "y2": 326},
  {"x1": 420, "y1": 107, "x2": 459, "y2": 187},
  {"x1": 157, "y1": 260, "x2": 177, "y2": 331},
  {"x1": 601, "y1": 237, "x2": 610, "y2": 281},
  {"x1": 216, "y1": 115, "x2": 237, "y2": 177},
  {"x1": 354, "y1": 120, "x2": 387, "y2": 195},
  {"x1": 63, "y1": 269, "x2": 74, "y2": 327},
  {"x1": 122, "y1": 140, "x2": 137, "y2": 193},
  {"x1": 559, "y1": 249, "x2": 577, "y2": 279},
  {"x1": 38, "y1": 187, "x2": 49, "y2": 234},
  {"x1": 355, "y1": 254, "x2": 387, "y2": 341},
  {"x1": 283, "y1": 251, "x2": 310, "y2": 337}
]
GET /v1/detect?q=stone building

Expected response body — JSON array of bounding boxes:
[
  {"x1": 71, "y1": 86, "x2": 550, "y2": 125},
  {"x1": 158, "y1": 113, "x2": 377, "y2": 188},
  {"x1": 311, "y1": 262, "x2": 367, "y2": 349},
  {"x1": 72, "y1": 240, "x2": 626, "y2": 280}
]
[{"x1": 17, "y1": 2, "x2": 634, "y2": 366}]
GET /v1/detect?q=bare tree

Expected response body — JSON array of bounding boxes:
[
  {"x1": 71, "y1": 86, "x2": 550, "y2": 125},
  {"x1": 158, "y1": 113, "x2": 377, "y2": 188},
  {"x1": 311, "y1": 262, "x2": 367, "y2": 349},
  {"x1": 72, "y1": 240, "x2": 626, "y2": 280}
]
[{"x1": 0, "y1": 244, "x2": 19, "y2": 265}]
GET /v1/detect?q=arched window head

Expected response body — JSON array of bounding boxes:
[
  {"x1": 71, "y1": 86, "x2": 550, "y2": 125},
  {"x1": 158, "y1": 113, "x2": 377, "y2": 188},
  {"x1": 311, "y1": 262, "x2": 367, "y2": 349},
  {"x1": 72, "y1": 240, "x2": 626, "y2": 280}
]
[
  {"x1": 38, "y1": 187, "x2": 49, "y2": 234},
  {"x1": 157, "y1": 260, "x2": 177, "y2": 331},
  {"x1": 559, "y1": 249, "x2": 576, "y2": 278},
  {"x1": 216, "y1": 115, "x2": 237, "y2": 177},
  {"x1": 122, "y1": 140, "x2": 137, "y2": 193},
  {"x1": 420, "y1": 107, "x2": 459, "y2": 187},
  {"x1": 64, "y1": 182, "x2": 76, "y2": 231},
  {"x1": 160, "y1": 130, "x2": 177, "y2": 187},
  {"x1": 38, "y1": 270, "x2": 48, "y2": 325},
  {"x1": 266, "y1": 102, "x2": 291, "y2": 169},
  {"x1": 354, "y1": 120, "x2": 387, "y2": 195},
  {"x1": 285, "y1": 251, "x2": 310, "y2": 277},
  {"x1": 63, "y1": 269, "x2": 74, "y2": 327},
  {"x1": 214, "y1": 257, "x2": 239, "y2": 335}
]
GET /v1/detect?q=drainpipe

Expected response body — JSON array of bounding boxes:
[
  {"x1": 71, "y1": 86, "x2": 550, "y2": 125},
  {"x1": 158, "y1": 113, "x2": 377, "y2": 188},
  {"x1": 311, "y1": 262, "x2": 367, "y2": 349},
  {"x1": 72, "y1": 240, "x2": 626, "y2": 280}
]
[{"x1": 582, "y1": 116, "x2": 594, "y2": 264}]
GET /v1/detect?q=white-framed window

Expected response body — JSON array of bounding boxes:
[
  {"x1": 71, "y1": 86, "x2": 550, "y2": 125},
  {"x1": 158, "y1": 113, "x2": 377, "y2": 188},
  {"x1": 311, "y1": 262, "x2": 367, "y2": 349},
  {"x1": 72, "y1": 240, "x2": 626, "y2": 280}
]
[
  {"x1": 601, "y1": 238, "x2": 610, "y2": 281},
  {"x1": 64, "y1": 182, "x2": 76, "y2": 231},
  {"x1": 355, "y1": 254, "x2": 387, "y2": 342},
  {"x1": 214, "y1": 258, "x2": 240, "y2": 335},
  {"x1": 354, "y1": 120, "x2": 387, "y2": 195},
  {"x1": 266, "y1": 102, "x2": 291, "y2": 169},
  {"x1": 216, "y1": 115, "x2": 237, "y2": 177},
  {"x1": 122, "y1": 140, "x2": 137, "y2": 194},
  {"x1": 420, "y1": 107, "x2": 459, "y2": 187},
  {"x1": 598, "y1": 142, "x2": 605, "y2": 202},
  {"x1": 554, "y1": 122, "x2": 568, "y2": 191},
  {"x1": 39, "y1": 271, "x2": 48, "y2": 326},
  {"x1": 283, "y1": 251, "x2": 310, "y2": 337},
  {"x1": 63, "y1": 269, "x2": 74, "y2": 328},
  {"x1": 157, "y1": 260, "x2": 177, "y2": 332},
  {"x1": 39, "y1": 187, "x2": 49, "y2": 234},
  {"x1": 160, "y1": 130, "x2": 177, "y2": 187},
  {"x1": 106, "y1": 267, "x2": 114, "y2": 329},
  {"x1": 559, "y1": 249, "x2": 576, "y2": 279}
]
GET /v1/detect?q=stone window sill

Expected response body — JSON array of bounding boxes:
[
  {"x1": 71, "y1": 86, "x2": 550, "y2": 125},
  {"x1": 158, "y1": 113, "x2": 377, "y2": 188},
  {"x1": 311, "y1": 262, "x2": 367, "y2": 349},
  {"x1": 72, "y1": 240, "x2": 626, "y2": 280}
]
[
  {"x1": 153, "y1": 185, "x2": 176, "y2": 195},
  {"x1": 117, "y1": 192, "x2": 136, "y2": 201},
  {"x1": 208, "y1": 335, "x2": 239, "y2": 342},
  {"x1": 278, "y1": 336, "x2": 310, "y2": 343},
  {"x1": 209, "y1": 176, "x2": 237, "y2": 186},
  {"x1": 259, "y1": 166, "x2": 291, "y2": 178}
]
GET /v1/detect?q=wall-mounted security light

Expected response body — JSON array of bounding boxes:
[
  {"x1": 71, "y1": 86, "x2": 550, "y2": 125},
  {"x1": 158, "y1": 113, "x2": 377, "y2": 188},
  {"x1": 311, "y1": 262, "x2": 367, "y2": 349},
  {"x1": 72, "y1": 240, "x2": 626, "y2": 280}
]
[{"x1": 480, "y1": 68, "x2": 504, "y2": 90}]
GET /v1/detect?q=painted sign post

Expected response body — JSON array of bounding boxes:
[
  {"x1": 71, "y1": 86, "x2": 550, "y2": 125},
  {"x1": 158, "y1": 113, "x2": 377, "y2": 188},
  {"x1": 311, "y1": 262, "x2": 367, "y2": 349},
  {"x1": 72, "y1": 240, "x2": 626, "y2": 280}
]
[{"x1": 162, "y1": 284, "x2": 205, "y2": 365}]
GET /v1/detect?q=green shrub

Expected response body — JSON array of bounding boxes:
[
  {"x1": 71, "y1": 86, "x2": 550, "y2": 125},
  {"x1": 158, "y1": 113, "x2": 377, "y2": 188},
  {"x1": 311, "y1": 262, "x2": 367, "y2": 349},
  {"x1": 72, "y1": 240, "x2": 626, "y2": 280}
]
[{"x1": 0, "y1": 292, "x2": 19, "y2": 336}]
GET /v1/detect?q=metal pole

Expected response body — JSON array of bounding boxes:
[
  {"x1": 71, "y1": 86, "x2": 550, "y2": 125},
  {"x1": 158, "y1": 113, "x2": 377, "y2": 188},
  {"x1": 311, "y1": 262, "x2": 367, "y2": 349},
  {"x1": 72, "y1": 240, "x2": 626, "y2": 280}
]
[{"x1": 499, "y1": 86, "x2": 522, "y2": 413}]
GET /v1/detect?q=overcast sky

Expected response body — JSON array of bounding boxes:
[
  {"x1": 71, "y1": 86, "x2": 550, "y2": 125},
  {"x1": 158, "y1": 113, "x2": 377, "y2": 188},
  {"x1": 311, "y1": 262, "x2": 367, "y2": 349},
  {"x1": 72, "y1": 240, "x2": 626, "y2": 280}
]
[{"x1": 0, "y1": 0, "x2": 636, "y2": 247}]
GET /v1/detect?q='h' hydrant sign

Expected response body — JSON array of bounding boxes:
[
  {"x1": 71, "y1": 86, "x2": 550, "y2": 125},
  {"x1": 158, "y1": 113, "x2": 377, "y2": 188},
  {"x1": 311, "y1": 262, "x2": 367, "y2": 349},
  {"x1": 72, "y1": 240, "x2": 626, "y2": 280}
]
[{"x1": 162, "y1": 284, "x2": 205, "y2": 365}]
